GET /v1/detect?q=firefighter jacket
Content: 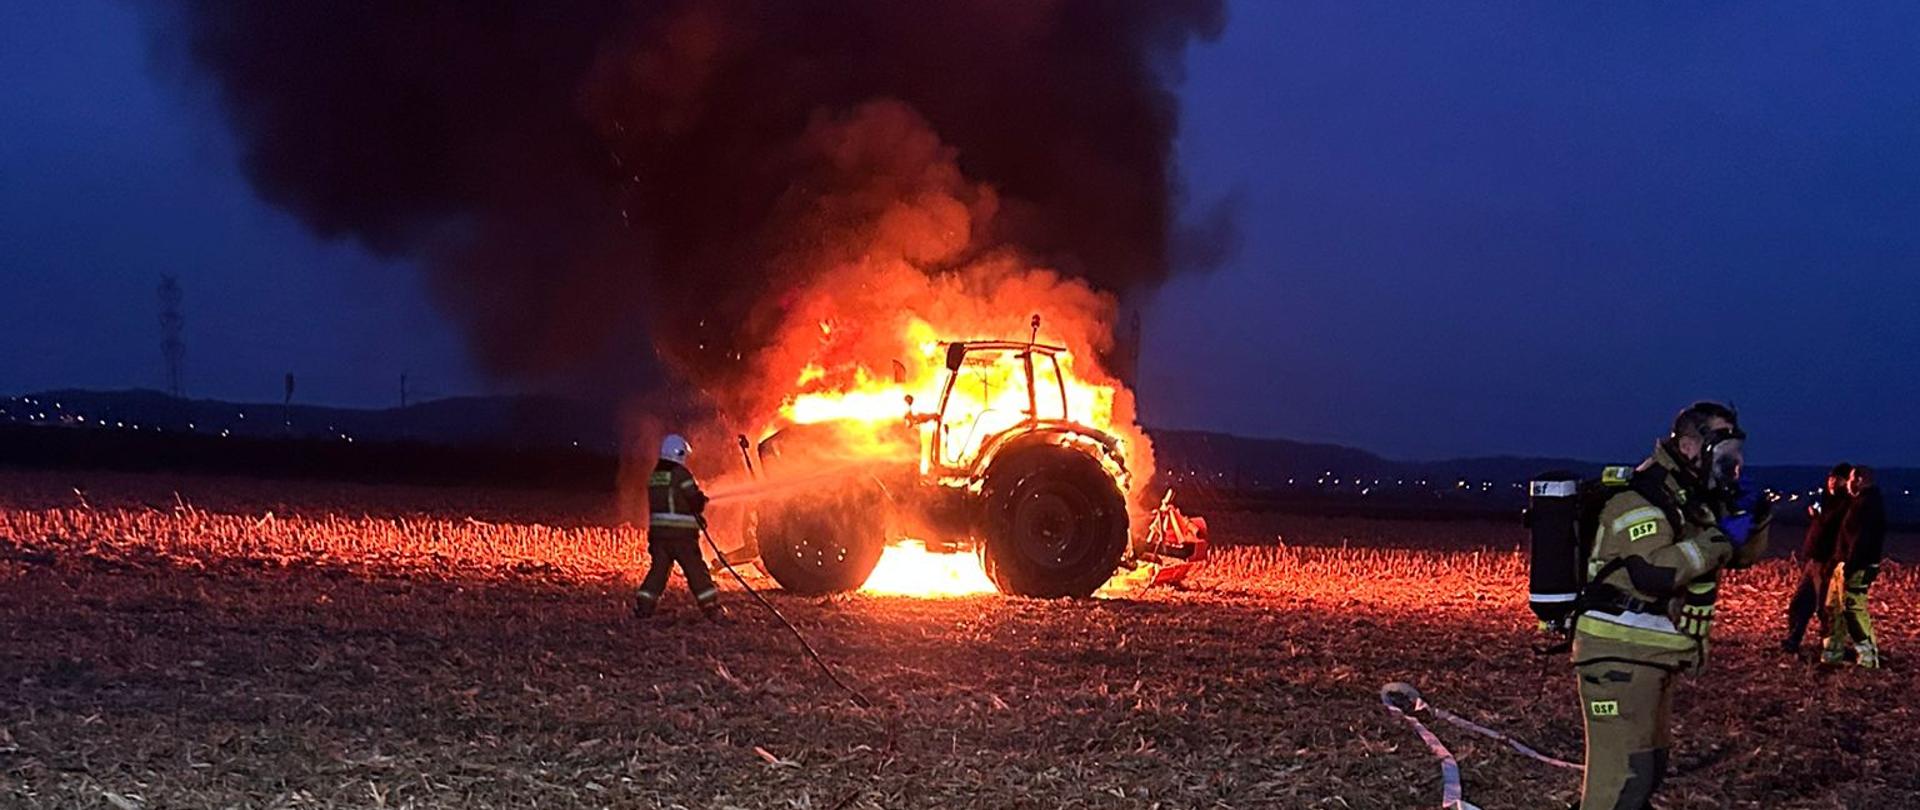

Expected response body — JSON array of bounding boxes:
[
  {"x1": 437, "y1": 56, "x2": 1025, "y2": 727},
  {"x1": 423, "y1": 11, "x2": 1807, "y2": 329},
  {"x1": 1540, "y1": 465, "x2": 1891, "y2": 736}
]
[
  {"x1": 1840, "y1": 485, "x2": 1887, "y2": 571},
  {"x1": 1572, "y1": 444, "x2": 1770, "y2": 673},
  {"x1": 648, "y1": 459, "x2": 708, "y2": 541},
  {"x1": 1802, "y1": 490, "x2": 1851, "y2": 563}
]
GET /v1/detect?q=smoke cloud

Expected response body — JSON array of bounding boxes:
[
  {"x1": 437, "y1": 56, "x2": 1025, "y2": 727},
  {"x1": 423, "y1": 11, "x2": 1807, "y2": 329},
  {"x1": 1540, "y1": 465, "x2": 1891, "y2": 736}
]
[{"x1": 155, "y1": 1, "x2": 1226, "y2": 419}]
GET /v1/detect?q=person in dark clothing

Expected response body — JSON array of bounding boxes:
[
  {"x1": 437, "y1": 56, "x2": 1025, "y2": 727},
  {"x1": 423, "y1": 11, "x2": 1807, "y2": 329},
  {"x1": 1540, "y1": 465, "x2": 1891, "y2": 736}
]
[
  {"x1": 1825, "y1": 465, "x2": 1885, "y2": 666},
  {"x1": 1782, "y1": 462, "x2": 1853, "y2": 652},
  {"x1": 634, "y1": 434, "x2": 725, "y2": 620}
]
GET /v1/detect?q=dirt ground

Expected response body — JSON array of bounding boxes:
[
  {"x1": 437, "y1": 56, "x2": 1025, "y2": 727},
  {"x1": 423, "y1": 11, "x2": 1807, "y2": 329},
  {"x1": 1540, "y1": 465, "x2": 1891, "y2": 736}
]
[{"x1": 0, "y1": 470, "x2": 1913, "y2": 809}]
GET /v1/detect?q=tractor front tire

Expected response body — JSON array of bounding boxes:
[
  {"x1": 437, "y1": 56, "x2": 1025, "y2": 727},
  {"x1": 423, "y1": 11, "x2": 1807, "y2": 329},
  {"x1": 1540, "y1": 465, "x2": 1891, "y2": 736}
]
[
  {"x1": 757, "y1": 495, "x2": 886, "y2": 595},
  {"x1": 979, "y1": 446, "x2": 1129, "y2": 598}
]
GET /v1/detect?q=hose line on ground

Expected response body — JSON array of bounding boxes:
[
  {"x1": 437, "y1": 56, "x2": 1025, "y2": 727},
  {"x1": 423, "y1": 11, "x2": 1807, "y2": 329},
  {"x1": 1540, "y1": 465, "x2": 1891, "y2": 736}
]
[
  {"x1": 1380, "y1": 682, "x2": 1582, "y2": 810},
  {"x1": 699, "y1": 521, "x2": 875, "y2": 709}
]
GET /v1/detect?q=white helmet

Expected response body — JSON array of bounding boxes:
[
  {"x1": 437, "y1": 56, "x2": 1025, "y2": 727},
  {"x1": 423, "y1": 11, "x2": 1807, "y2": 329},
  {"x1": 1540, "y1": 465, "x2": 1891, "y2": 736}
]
[{"x1": 659, "y1": 433, "x2": 692, "y2": 463}]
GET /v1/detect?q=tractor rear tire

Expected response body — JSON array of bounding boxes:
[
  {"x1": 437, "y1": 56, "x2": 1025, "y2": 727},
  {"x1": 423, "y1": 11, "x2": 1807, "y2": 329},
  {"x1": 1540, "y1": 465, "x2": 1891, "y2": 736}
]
[
  {"x1": 757, "y1": 495, "x2": 886, "y2": 595},
  {"x1": 979, "y1": 446, "x2": 1129, "y2": 598}
]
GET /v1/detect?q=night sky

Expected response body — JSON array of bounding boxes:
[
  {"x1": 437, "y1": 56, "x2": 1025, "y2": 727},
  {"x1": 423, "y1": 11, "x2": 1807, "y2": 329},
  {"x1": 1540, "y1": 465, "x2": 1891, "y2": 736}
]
[{"x1": 5, "y1": 2, "x2": 1918, "y2": 465}]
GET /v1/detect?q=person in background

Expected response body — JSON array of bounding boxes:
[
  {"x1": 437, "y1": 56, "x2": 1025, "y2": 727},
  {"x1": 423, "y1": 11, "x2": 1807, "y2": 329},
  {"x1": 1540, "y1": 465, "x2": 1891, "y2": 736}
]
[
  {"x1": 1825, "y1": 465, "x2": 1885, "y2": 667},
  {"x1": 1782, "y1": 463, "x2": 1853, "y2": 653}
]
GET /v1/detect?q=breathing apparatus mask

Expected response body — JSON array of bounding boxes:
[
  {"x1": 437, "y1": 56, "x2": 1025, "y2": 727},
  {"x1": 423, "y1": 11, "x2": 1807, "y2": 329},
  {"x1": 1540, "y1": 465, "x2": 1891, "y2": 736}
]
[
  {"x1": 1664, "y1": 399, "x2": 1748, "y2": 507},
  {"x1": 1700, "y1": 425, "x2": 1746, "y2": 499}
]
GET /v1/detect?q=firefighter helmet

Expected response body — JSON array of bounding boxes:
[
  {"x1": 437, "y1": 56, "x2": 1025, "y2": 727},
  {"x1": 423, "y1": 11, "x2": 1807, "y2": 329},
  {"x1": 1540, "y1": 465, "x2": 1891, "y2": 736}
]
[{"x1": 659, "y1": 434, "x2": 692, "y2": 463}]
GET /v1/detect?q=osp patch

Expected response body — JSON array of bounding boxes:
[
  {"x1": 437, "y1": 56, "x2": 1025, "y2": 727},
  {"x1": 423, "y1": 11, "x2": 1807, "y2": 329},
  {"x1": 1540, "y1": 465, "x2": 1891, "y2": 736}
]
[{"x1": 1628, "y1": 521, "x2": 1659, "y2": 541}]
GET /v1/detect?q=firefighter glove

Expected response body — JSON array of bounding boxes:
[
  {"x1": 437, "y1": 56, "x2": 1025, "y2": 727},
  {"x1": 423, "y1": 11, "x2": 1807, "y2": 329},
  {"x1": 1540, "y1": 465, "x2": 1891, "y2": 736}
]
[
  {"x1": 1717, "y1": 512, "x2": 1755, "y2": 548},
  {"x1": 1728, "y1": 477, "x2": 1762, "y2": 515}
]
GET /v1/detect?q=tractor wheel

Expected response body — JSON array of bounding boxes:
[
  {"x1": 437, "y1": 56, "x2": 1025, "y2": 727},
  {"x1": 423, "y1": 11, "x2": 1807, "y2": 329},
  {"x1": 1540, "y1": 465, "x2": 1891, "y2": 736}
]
[
  {"x1": 757, "y1": 496, "x2": 886, "y2": 595},
  {"x1": 979, "y1": 446, "x2": 1129, "y2": 598}
]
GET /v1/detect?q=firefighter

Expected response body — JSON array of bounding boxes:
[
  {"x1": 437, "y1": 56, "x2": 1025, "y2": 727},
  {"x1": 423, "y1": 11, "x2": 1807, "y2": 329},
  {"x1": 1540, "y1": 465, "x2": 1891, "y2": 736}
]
[
  {"x1": 634, "y1": 434, "x2": 724, "y2": 620},
  {"x1": 1824, "y1": 465, "x2": 1885, "y2": 666},
  {"x1": 1574, "y1": 402, "x2": 1770, "y2": 810},
  {"x1": 1782, "y1": 463, "x2": 1853, "y2": 653}
]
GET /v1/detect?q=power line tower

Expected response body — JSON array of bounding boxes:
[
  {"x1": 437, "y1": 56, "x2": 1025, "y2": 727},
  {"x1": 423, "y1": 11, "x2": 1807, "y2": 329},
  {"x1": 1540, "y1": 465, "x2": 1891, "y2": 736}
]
[{"x1": 157, "y1": 275, "x2": 185, "y2": 397}]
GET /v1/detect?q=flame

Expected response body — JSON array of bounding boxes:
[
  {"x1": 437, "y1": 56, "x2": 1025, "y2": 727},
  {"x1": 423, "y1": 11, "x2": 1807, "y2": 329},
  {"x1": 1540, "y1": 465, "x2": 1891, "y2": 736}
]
[
  {"x1": 722, "y1": 202, "x2": 1154, "y2": 599},
  {"x1": 777, "y1": 316, "x2": 1125, "y2": 472},
  {"x1": 744, "y1": 305, "x2": 1149, "y2": 598},
  {"x1": 859, "y1": 540, "x2": 997, "y2": 597}
]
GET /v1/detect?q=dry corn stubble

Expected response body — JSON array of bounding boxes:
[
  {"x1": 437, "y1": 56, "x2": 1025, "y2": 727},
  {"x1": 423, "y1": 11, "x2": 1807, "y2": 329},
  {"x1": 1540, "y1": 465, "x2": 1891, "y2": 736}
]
[{"x1": 0, "y1": 471, "x2": 1913, "y2": 809}]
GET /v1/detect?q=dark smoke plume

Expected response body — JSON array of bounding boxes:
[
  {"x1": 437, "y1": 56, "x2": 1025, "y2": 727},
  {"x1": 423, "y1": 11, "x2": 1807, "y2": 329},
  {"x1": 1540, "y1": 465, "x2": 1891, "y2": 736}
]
[{"x1": 156, "y1": 1, "x2": 1226, "y2": 414}]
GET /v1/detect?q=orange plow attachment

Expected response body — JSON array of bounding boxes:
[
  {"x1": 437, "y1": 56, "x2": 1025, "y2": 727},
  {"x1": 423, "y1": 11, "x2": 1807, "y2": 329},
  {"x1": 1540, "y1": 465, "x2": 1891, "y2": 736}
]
[{"x1": 1137, "y1": 489, "x2": 1209, "y2": 587}]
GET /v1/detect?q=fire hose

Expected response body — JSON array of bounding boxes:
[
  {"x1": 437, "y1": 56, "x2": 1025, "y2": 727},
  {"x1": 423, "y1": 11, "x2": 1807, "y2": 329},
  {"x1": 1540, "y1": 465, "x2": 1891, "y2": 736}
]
[
  {"x1": 1379, "y1": 682, "x2": 1582, "y2": 810},
  {"x1": 698, "y1": 519, "x2": 874, "y2": 709}
]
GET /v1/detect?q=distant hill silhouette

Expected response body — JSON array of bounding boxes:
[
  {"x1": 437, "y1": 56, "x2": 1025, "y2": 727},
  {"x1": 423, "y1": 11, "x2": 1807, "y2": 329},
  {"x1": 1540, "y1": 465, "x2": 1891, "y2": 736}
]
[
  {"x1": 4, "y1": 389, "x2": 1913, "y2": 518},
  {"x1": 1147, "y1": 428, "x2": 1918, "y2": 522},
  {"x1": 4, "y1": 389, "x2": 622, "y2": 452}
]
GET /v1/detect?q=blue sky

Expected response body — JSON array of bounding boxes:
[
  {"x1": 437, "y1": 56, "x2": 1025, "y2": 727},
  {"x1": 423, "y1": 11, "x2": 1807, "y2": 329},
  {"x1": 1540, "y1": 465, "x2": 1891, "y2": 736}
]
[
  {"x1": 4, "y1": 1, "x2": 1918, "y2": 464},
  {"x1": 0, "y1": 2, "x2": 479, "y2": 406},
  {"x1": 1145, "y1": 2, "x2": 1920, "y2": 463}
]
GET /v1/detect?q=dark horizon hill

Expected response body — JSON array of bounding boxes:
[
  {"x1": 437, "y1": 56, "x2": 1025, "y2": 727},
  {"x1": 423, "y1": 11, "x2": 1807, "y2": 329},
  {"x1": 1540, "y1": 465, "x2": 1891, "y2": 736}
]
[{"x1": 4, "y1": 388, "x2": 1913, "y2": 520}]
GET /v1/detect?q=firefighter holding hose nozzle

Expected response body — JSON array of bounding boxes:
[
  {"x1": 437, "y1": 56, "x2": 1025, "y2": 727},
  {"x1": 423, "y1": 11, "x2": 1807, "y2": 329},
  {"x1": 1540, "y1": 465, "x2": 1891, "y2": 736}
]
[
  {"x1": 1572, "y1": 402, "x2": 1770, "y2": 809},
  {"x1": 634, "y1": 434, "x2": 726, "y2": 621}
]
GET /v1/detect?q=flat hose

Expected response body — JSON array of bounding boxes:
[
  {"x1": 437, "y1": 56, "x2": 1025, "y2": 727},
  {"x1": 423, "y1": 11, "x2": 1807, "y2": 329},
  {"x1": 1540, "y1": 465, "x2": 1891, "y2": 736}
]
[
  {"x1": 1379, "y1": 682, "x2": 1582, "y2": 810},
  {"x1": 699, "y1": 520, "x2": 874, "y2": 708}
]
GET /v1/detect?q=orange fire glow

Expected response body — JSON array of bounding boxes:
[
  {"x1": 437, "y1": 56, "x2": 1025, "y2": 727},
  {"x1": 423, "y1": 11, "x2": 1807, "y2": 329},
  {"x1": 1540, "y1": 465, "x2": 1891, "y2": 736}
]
[
  {"x1": 775, "y1": 316, "x2": 1129, "y2": 478},
  {"x1": 722, "y1": 252, "x2": 1157, "y2": 599},
  {"x1": 702, "y1": 107, "x2": 1156, "y2": 598},
  {"x1": 859, "y1": 540, "x2": 998, "y2": 597}
]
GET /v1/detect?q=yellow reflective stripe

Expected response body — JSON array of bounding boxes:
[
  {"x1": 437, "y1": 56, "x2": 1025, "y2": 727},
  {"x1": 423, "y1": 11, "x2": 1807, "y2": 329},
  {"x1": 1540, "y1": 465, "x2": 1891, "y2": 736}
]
[
  {"x1": 1610, "y1": 507, "x2": 1665, "y2": 533},
  {"x1": 1687, "y1": 581, "x2": 1716, "y2": 594},
  {"x1": 1585, "y1": 608, "x2": 1681, "y2": 634},
  {"x1": 1677, "y1": 602, "x2": 1714, "y2": 636},
  {"x1": 678, "y1": 479, "x2": 699, "y2": 489},
  {"x1": 649, "y1": 513, "x2": 701, "y2": 528},
  {"x1": 1676, "y1": 540, "x2": 1706, "y2": 571},
  {"x1": 1577, "y1": 615, "x2": 1695, "y2": 651}
]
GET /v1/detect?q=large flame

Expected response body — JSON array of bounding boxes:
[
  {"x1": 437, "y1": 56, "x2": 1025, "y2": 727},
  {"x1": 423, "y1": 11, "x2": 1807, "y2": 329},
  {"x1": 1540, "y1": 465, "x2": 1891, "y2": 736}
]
[
  {"x1": 777, "y1": 316, "x2": 1123, "y2": 475},
  {"x1": 737, "y1": 275, "x2": 1152, "y2": 598},
  {"x1": 701, "y1": 106, "x2": 1156, "y2": 598},
  {"x1": 859, "y1": 540, "x2": 998, "y2": 597}
]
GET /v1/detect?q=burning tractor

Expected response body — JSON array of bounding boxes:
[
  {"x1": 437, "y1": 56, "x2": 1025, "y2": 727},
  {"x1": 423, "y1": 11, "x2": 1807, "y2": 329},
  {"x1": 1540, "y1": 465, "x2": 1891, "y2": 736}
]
[{"x1": 732, "y1": 326, "x2": 1204, "y2": 598}]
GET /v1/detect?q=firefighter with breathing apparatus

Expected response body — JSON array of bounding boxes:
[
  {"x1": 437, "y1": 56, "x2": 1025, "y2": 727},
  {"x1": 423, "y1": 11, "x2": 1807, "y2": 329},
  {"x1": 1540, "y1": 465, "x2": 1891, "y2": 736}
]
[
  {"x1": 634, "y1": 434, "x2": 725, "y2": 620},
  {"x1": 1529, "y1": 402, "x2": 1771, "y2": 809}
]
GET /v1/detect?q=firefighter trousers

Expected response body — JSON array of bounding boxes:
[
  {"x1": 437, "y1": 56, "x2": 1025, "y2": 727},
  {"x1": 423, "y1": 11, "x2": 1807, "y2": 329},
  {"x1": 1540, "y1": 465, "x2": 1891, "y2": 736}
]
[
  {"x1": 1784, "y1": 560, "x2": 1837, "y2": 649},
  {"x1": 636, "y1": 534, "x2": 718, "y2": 608},
  {"x1": 1824, "y1": 565, "x2": 1879, "y2": 666},
  {"x1": 1578, "y1": 660, "x2": 1674, "y2": 810}
]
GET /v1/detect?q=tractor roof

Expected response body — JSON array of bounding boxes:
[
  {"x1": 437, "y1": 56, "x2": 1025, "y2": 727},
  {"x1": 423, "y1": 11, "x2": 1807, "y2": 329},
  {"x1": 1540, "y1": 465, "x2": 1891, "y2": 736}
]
[{"x1": 948, "y1": 340, "x2": 1069, "y2": 355}]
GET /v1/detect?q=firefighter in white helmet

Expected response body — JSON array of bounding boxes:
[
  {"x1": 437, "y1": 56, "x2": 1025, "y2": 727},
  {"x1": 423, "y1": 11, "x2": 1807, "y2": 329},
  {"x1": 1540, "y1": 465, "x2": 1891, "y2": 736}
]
[{"x1": 634, "y1": 434, "x2": 723, "y2": 619}]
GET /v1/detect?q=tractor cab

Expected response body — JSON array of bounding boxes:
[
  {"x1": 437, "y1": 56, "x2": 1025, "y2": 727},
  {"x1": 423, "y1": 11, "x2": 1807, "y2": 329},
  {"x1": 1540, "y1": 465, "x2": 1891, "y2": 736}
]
[{"x1": 917, "y1": 339, "x2": 1076, "y2": 473}]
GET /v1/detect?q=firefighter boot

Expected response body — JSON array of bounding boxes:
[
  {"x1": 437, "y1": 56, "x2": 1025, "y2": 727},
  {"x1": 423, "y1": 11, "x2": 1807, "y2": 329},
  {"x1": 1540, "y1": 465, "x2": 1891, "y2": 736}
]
[
  {"x1": 1856, "y1": 641, "x2": 1881, "y2": 669},
  {"x1": 1821, "y1": 640, "x2": 1845, "y2": 665},
  {"x1": 1821, "y1": 638, "x2": 1848, "y2": 666},
  {"x1": 633, "y1": 591, "x2": 660, "y2": 620}
]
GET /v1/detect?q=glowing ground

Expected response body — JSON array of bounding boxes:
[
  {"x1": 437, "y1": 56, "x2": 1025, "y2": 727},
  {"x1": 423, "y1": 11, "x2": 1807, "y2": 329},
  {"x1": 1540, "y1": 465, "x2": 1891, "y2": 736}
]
[{"x1": 1, "y1": 471, "x2": 1913, "y2": 809}]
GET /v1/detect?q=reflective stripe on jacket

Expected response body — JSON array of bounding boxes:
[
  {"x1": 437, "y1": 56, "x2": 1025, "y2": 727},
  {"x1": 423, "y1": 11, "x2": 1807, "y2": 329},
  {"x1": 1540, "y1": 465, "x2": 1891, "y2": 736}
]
[
  {"x1": 1571, "y1": 445, "x2": 1768, "y2": 672},
  {"x1": 648, "y1": 459, "x2": 707, "y2": 534}
]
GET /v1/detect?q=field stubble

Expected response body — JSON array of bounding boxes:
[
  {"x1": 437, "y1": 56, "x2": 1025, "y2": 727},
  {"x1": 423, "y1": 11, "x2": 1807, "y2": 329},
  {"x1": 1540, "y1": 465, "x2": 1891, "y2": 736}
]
[{"x1": 0, "y1": 470, "x2": 1913, "y2": 808}]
